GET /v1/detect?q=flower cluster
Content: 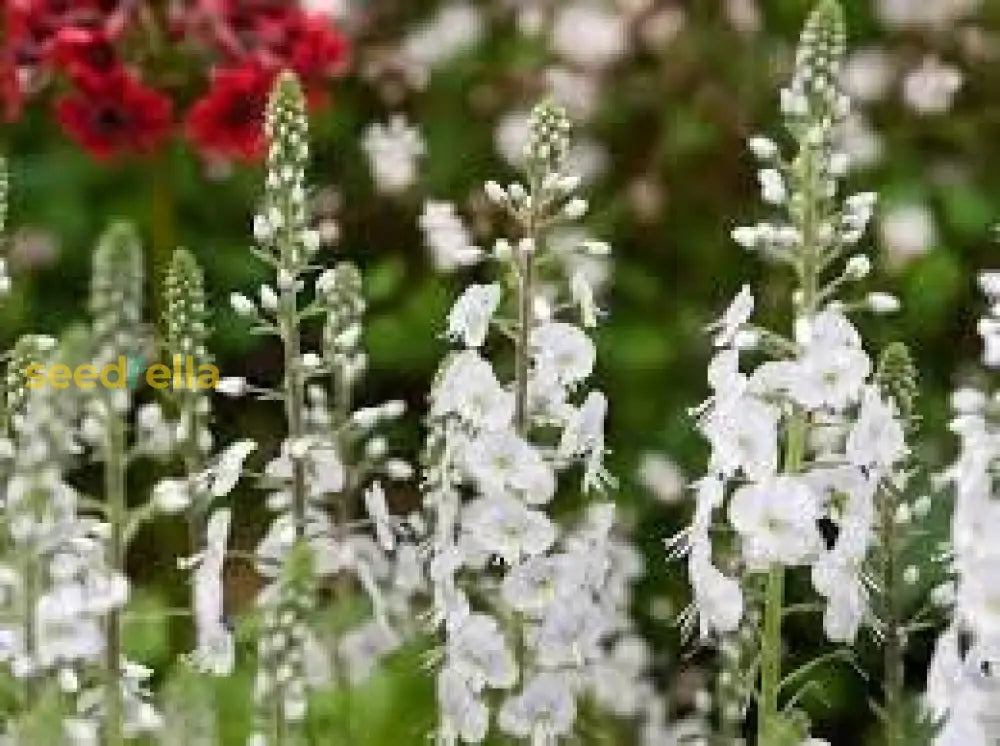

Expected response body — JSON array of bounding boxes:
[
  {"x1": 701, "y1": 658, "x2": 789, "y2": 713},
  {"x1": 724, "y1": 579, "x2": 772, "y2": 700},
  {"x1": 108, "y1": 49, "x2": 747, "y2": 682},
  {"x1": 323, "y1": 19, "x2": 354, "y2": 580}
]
[
  {"x1": 422, "y1": 101, "x2": 667, "y2": 745},
  {"x1": 1, "y1": 0, "x2": 349, "y2": 161},
  {"x1": 673, "y1": 2, "x2": 917, "y2": 742},
  {"x1": 227, "y1": 72, "x2": 418, "y2": 744},
  {"x1": 925, "y1": 273, "x2": 1000, "y2": 745}
]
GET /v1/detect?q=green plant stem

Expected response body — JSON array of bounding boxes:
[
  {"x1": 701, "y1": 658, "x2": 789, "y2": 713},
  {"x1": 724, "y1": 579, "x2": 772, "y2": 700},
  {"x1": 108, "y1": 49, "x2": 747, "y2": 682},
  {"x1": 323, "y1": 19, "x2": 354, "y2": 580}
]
[
  {"x1": 281, "y1": 283, "x2": 307, "y2": 538},
  {"x1": 514, "y1": 248, "x2": 534, "y2": 436},
  {"x1": 513, "y1": 177, "x2": 541, "y2": 437},
  {"x1": 104, "y1": 411, "x2": 127, "y2": 746},
  {"x1": 757, "y1": 131, "x2": 823, "y2": 743},
  {"x1": 880, "y1": 486, "x2": 904, "y2": 746}
]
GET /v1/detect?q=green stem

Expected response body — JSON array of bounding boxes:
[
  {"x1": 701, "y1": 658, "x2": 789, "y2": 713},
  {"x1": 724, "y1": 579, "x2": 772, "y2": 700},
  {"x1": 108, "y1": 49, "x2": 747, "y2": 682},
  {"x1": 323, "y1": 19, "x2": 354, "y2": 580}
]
[
  {"x1": 104, "y1": 412, "x2": 127, "y2": 746},
  {"x1": 880, "y1": 487, "x2": 904, "y2": 746},
  {"x1": 514, "y1": 249, "x2": 534, "y2": 436},
  {"x1": 281, "y1": 285, "x2": 307, "y2": 538}
]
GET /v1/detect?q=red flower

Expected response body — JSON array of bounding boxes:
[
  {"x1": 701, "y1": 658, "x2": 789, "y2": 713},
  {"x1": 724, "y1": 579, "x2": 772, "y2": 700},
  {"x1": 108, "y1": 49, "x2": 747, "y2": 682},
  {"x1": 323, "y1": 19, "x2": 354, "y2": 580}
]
[
  {"x1": 55, "y1": 70, "x2": 173, "y2": 159},
  {"x1": 287, "y1": 15, "x2": 350, "y2": 84},
  {"x1": 185, "y1": 63, "x2": 275, "y2": 161},
  {"x1": 51, "y1": 26, "x2": 120, "y2": 85}
]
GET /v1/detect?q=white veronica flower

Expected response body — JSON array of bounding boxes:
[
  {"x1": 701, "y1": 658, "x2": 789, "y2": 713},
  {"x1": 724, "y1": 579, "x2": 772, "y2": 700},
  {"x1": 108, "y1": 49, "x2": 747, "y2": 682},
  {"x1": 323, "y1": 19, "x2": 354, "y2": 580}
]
[
  {"x1": 419, "y1": 201, "x2": 483, "y2": 272},
  {"x1": 462, "y1": 496, "x2": 557, "y2": 565},
  {"x1": 438, "y1": 665, "x2": 490, "y2": 744},
  {"x1": 728, "y1": 476, "x2": 823, "y2": 570},
  {"x1": 551, "y1": 3, "x2": 628, "y2": 69},
  {"x1": 530, "y1": 321, "x2": 596, "y2": 386},
  {"x1": 191, "y1": 510, "x2": 234, "y2": 676},
  {"x1": 500, "y1": 555, "x2": 581, "y2": 616},
  {"x1": 811, "y1": 551, "x2": 867, "y2": 642},
  {"x1": 846, "y1": 386, "x2": 907, "y2": 473},
  {"x1": 529, "y1": 599, "x2": 606, "y2": 668},
  {"x1": 700, "y1": 395, "x2": 779, "y2": 480},
  {"x1": 402, "y1": 3, "x2": 485, "y2": 79},
  {"x1": 688, "y1": 550, "x2": 744, "y2": 636},
  {"x1": 558, "y1": 391, "x2": 609, "y2": 491},
  {"x1": 498, "y1": 672, "x2": 577, "y2": 742},
  {"x1": 447, "y1": 284, "x2": 502, "y2": 348},
  {"x1": 708, "y1": 285, "x2": 754, "y2": 348},
  {"x1": 786, "y1": 310, "x2": 870, "y2": 410},
  {"x1": 447, "y1": 613, "x2": 518, "y2": 692},
  {"x1": 902, "y1": 56, "x2": 963, "y2": 115},
  {"x1": 361, "y1": 115, "x2": 425, "y2": 194},
  {"x1": 364, "y1": 482, "x2": 395, "y2": 552},
  {"x1": 208, "y1": 439, "x2": 257, "y2": 497},
  {"x1": 879, "y1": 202, "x2": 937, "y2": 263},
  {"x1": 152, "y1": 478, "x2": 190, "y2": 513},
  {"x1": 462, "y1": 428, "x2": 556, "y2": 505},
  {"x1": 431, "y1": 350, "x2": 514, "y2": 430}
]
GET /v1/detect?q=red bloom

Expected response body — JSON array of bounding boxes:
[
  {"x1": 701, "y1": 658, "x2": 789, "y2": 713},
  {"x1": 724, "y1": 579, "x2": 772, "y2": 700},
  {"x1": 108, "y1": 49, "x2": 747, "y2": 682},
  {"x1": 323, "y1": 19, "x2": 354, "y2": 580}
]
[
  {"x1": 185, "y1": 63, "x2": 275, "y2": 161},
  {"x1": 55, "y1": 70, "x2": 173, "y2": 159},
  {"x1": 287, "y1": 15, "x2": 350, "y2": 84},
  {"x1": 51, "y1": 26, "x2": 121, "y2": 85}
]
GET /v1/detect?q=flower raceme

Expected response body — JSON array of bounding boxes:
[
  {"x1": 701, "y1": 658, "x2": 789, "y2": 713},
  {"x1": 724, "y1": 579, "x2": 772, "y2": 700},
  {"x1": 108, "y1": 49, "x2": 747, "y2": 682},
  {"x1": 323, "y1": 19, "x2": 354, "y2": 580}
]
[{"x1": 422, "y1": 100, "x2": 681, "y2": 745}]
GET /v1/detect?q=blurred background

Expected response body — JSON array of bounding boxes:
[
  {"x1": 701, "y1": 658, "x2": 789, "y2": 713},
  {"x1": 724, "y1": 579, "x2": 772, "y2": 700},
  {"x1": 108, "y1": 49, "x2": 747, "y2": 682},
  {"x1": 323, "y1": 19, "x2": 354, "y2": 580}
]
[{"x1": 3, "y1": 0, "x2": 1000, "y2": 743}]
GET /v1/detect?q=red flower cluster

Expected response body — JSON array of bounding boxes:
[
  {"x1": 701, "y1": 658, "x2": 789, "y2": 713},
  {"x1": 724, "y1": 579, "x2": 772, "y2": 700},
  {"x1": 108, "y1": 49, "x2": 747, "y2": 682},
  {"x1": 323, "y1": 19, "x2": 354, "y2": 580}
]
[
  {"x1": 1, "y1": 0, "x2": 350, "y2": 161},
  {"x1": 178, "y1": 1, "x2": 350, "y2": 160}
]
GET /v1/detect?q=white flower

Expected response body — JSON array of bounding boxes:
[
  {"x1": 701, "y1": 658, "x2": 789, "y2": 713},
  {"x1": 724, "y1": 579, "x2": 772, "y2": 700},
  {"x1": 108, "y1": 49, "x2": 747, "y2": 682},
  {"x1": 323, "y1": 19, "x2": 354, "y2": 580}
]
[
  {"x1": 463, "y1": 428, "x2": 556, "y2": 505},
  {"x1": 208, "y1": 439, "x2": 256, "y2": 497},
  {"x1": 152, "y1": 478, "x2": 190, "y2": 513},
  {"x1": 35, "y1": 587, "x2": 104, "y2": 666},
  {"x1": 570, "y1": 271, "x2": 599, "y2": 328},
  {"x1": 728, "y1": 475, "x2": 823, "y2": 570},
  {"x1": 438, "y1": 666, "x2": 490, "y2": 744},
  {"x1": 402, "y1": 2, "x2": 484, "y2": 77},
  {"x1": 748, "y1": 136, "x2": 779, "y2": 160},
  {"x1": 637, "y1": 452, "x2": 685, "y2": 504},
  {"x1": 500, "y1": 555, "x2": 581, "y2": 616},
  {"x1": 846, "y1": 386, "x2": 907, "y2": 472},
  {"x1": 786, "y1": 311, "x2": 870, "y2": 411},
  {"x1": 700, "y1": 395, "x2": 778, "y2": 480},
  {"x1": 689, "y1": 551, "x2": 744, "y2": 636},
  {"x1": 902, "y1": 56, "x2": 963, "y2": 115},
  {"x1": 364, "y1": 482, "x2": 395, "y2": 551},
  {"x1": 230, "y1": 293, "x2": 257, "y2": 318},
  {"x1": 462, "y1": 495, "x2": 557, "y2": 565},
  {"x1": 880, "y1": 202, "x2": 937, "y2": 262},
  {"x1": 498, "y1": 672, "x2": 576, "y2": 741},
  {"x1": 530, "y1": 321, "x2": 596, "y2": 386},
  {"x1": 551, "y1": 4, "x2": 627, "y2": 69},
  {"x1": 758, "y1": 168, "x2": 786, "y2": 205},
  {"x1": 811, "y1": 549, "x2": 867, "y2": 642},
  {"x1": 191, "y1": 509, "x2": 234, "y2": 676},
  {"x1": 420, "y1": 201, "x2": 483, "y2": 272},
  {"x1": 447, "y1": 284, "x2": 502, "y2": 348},
  {"x1": 431, "y1": 350, "x2": 514, "y2": 429},
  {"x1": 529, "y1": 599, "x2": 606, "y2": 667},
  {"x1": 867, "y1": 292, "x2": 901, "y2": 314},
  {"x1": 708, "y1": 285, "x2": 754, "y2": 348},
  {"x1": 558, "y1": 391, "x2": 611, "y2": 492},
  {"x1": 215, "y1": 377, "x2": 247, "y2": 397},
  {"x1": 447, "y1": 613, "x2": 518, "y2": 691},
  {"x1": 361, "y1": 115, "x2": 425, "y2": 194},
  {"x1": 842, "y1": 48, "x2": 894, "y2": 103}
]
